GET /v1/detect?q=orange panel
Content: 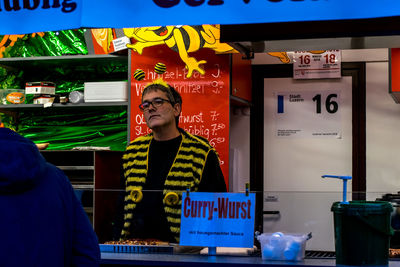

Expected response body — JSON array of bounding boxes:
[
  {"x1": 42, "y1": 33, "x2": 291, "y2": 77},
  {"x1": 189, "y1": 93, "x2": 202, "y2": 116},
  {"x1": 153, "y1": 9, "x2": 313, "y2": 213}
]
[
  {"x1": 391, "y1": 48, "x2": 400, "y2": 92},
  {"x1": 90, "y1": 28, "x2": 116, "y2": 55},
  {"x1": 231, "y1": 53, "x2": 252, "y2": 102}
]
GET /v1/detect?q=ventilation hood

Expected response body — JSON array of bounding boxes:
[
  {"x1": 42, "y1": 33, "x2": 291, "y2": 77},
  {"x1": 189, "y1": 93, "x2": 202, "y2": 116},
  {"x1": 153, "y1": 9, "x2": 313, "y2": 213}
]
[{"x1": 220, "y1": 16, "x2": 400, "y2": 58}]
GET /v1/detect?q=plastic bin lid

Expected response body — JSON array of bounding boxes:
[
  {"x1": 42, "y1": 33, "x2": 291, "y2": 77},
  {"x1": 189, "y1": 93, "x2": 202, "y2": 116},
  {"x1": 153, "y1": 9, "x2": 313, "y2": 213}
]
[{"x1": 331, "y1": 200, "x2": 393, "y2": 214}]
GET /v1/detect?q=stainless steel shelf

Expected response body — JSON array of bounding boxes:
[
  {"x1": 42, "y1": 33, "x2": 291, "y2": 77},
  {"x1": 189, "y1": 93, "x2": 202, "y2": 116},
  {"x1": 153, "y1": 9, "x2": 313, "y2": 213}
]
[
  {"x1": 0, "y1": 102, "x2": 128, "y2": 110},
  {"x1": 83, "y1": 207, "x2": 94, "y2": 214},
  {"x1": 0, "y1": 54, "x2": 129, "y2": 87},
  {"x1": 59, "y1": 166, "x2": 95, "y2": 171},
  {"x1": 0, "y1": 54, "x2": 128, "y2": 68},
  {"x1": 230, "y1": 95, "x2": 252, "y2": 107},
  {"x1": 72, "y1": 184, "x2": 94, "y2": 190}
]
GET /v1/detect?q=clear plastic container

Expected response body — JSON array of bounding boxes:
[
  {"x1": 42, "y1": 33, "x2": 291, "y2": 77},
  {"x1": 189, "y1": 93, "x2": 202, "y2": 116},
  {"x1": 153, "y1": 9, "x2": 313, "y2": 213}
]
[{"x1": 257, "y1": 232, "x2": 308, "y2": 261}]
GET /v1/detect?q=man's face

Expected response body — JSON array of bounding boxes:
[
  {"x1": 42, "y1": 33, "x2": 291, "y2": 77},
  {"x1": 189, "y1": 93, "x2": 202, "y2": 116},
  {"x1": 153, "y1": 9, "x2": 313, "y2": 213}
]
[{"x1": 142, "y1": 90, "x2": 180, "y2": 130}]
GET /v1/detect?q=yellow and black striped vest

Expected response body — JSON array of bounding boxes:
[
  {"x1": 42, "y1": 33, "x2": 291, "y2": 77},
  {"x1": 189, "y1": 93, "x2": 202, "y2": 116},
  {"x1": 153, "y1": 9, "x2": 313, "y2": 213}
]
[{"x1": 121, "y1": 130, "x2": 214, "y2": 242}]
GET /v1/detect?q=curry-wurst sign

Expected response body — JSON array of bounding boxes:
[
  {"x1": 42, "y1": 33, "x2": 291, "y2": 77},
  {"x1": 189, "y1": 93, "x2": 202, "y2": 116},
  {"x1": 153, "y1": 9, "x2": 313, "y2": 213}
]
[{"x1": 180, "y1": 192, "x2": 255, "y2": 247}]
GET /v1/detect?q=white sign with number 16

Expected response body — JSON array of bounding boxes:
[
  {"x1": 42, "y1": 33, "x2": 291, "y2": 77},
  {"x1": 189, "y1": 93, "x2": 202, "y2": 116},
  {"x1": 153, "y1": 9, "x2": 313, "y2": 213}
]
[{"x1": 274, "y1": 90, "x2": 341, "y2": 138}]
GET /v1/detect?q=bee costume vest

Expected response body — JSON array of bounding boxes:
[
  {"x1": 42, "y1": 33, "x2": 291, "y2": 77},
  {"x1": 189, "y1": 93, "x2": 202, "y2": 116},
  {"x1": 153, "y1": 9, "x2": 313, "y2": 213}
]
[{"x1": 121, "y1": 130, "x2": 215, "y2": 242}]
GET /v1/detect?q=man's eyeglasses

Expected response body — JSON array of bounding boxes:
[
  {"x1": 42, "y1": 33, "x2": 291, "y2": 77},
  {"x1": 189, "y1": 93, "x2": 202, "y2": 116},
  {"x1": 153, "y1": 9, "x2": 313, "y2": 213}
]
[{"x1": 139, "y1": 98, "x2": 171, "y2": 111}]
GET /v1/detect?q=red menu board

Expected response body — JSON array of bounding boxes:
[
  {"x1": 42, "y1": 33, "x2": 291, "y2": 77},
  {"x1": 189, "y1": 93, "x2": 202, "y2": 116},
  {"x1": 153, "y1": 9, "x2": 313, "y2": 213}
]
[{"x1": 130, "y1": 46, "x2": 230, "y2": 186}]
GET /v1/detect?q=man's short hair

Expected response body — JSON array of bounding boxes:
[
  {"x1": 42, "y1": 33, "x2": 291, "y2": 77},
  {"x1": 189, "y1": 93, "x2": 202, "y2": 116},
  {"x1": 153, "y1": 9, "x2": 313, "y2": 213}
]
[{"x1": 142, "y1": 79, "x2": 182, "y2": 126}]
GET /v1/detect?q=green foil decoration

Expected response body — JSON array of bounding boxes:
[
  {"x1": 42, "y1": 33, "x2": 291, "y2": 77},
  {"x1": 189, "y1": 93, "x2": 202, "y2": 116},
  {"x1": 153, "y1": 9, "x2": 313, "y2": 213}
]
[
  {"x1": 18, "y1": 125, "x2": 127, "y2": 151},
  {"x1": 0, "y1": 112, "x2": 17, "y2": 131},
  {"x1": 17, "y1": 107, "x2": 127, "y2": 151},
  {"x1": 55, "y1": 82, "x2": 84, "y2": 95},
  {"x1": 1, "y1": 29, "x2": 88, "y2": 58},
  {"x1": 0, "y1": 67, "x2": 25, "y2": 89}
]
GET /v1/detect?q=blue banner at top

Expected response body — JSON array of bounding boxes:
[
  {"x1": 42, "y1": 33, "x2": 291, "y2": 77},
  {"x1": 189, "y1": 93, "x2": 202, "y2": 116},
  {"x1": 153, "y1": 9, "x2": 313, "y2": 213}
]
[
  {"x1": 0, "y1": 0, "x2": 82, "y2": 34},
  {"x1": 2, "y1": 0, "x2": 400, "y2": 34}
]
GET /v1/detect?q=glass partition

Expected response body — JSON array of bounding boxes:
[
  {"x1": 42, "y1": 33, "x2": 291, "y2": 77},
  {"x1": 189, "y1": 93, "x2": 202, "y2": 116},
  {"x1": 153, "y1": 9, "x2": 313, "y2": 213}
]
[{"x1": 74, "y1": 187, "x2": 399, "y2": 257}]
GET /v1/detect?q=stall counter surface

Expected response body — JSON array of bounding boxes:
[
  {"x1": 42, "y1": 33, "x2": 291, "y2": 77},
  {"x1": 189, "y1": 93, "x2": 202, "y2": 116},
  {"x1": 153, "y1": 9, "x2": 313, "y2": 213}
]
[{"x1": 100, "y1": 253, "x2": 400, "y2": 267}]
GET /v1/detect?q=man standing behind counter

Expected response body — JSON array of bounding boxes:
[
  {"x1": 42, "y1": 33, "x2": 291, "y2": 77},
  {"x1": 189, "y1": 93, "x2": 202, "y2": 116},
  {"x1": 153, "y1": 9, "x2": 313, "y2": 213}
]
[{"x1": 120, "y1": 78, "x2": 226, "y2": 243}]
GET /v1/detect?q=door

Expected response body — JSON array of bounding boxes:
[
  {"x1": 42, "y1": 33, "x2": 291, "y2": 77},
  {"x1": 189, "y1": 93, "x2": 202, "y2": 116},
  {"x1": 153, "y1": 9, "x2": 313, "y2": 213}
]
[{"x1": 251, "y1": 63, "x2": 366, "y2": 251}]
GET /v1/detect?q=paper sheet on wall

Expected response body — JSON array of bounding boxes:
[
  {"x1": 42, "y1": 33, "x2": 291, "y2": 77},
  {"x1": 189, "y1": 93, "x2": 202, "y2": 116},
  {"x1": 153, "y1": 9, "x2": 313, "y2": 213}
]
[{"x1": 274, "y1": 90, "x2": 342, "y2": 138}]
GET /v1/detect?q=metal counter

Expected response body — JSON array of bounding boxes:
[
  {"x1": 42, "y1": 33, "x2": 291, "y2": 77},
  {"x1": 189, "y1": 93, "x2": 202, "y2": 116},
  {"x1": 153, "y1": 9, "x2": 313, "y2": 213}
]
[{"x1": 100, "y1": 253, "x2": 400, "y2": 267}]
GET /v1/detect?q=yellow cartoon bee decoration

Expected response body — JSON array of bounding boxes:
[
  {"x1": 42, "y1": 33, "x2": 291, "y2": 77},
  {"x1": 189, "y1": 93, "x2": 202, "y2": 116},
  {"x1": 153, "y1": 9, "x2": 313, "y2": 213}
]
[{"x1": 123, "y1": 25, "x2": 235, "y2": 78}]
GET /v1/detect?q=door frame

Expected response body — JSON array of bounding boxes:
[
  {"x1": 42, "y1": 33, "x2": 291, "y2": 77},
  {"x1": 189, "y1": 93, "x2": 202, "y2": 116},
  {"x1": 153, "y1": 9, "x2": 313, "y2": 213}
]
[{"x1": 250, "y1": 62, "x2": 366, "y2": 233}]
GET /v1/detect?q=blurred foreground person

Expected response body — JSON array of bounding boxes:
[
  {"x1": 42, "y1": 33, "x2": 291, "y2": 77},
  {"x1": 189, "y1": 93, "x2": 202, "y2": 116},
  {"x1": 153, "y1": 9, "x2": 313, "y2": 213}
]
[{"x1": 0, "y1": 128, "x2": 100, "y2": 267}]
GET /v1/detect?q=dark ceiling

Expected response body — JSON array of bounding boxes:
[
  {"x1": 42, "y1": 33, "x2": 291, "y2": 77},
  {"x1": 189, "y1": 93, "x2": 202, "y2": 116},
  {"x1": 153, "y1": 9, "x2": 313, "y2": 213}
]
[{"x1": 220, "y1": 16, "x2": 400, "y2": 58}]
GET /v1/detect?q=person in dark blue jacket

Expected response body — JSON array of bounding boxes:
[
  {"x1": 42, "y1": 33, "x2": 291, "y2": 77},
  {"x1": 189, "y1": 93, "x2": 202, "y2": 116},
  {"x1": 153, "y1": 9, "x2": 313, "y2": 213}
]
[{"x1": 0, "y1": 128, "x2": 100, "y2": 267}]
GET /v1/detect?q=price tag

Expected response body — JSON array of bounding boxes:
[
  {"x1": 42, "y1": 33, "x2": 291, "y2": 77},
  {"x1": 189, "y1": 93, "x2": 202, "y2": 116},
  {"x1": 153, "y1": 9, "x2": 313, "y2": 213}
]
[
  {"x1": 112, "y1": 36, "x2": 131, "y2": 52},
  {"x1": 293, "y1": 50, "x2": 341, "y2": 79}
]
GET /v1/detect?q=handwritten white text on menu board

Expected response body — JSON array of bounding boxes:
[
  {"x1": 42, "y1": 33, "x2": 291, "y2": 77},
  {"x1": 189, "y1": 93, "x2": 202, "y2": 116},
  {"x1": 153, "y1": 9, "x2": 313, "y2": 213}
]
[{"x1": 132, "y1": 64, "x2": 227, "y2": 166}]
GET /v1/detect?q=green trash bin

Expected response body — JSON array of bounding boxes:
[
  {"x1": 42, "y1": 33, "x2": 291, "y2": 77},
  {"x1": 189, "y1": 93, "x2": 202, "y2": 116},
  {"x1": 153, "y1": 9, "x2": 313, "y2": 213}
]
[{"x1": 331, "y1": 201, "x2": 393, "y2": 266}]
